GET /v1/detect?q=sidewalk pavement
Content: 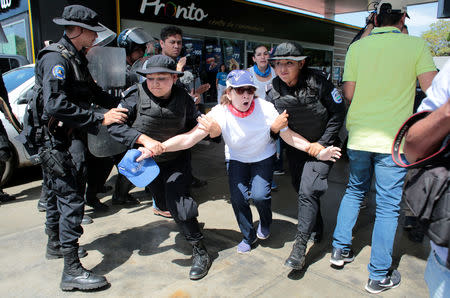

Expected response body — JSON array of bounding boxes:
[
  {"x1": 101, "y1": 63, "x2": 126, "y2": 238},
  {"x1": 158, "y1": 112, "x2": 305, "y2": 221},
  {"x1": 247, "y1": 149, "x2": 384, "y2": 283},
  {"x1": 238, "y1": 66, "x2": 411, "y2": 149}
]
[{"x1": 0, "y1": 141, "x2": 430, "y2": 297}]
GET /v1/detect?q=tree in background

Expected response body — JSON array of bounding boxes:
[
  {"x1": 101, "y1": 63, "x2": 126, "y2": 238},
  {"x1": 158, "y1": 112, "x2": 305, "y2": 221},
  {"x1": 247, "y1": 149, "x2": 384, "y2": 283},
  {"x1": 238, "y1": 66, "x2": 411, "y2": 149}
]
[{"x1": 421, "y1": 20, "x2": 450, "y2": 56}]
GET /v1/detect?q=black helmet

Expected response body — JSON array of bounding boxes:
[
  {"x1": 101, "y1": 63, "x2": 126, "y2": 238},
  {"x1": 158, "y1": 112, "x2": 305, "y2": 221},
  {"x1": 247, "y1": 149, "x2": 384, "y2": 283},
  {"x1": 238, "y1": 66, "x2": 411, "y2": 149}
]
[{"x1": 117, "y1": 27, "x2": 153, "y2": 55}]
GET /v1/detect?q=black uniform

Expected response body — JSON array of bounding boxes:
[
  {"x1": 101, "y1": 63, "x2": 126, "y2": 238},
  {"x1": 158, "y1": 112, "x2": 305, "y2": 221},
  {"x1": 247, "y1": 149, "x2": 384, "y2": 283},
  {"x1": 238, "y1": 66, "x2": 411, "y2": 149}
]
[
  {"x1": 266, "y1": 69, "x2": 346, "y2": 237},
  {"x1": 0, "y1": 72, "x2": 15, "y2": 201},
  {"x1": 108, "y1": 82, "x2": 203, "y2": 241},
  {"x1": 36, "y1": 35, "x2": 117, "y2": 250}
]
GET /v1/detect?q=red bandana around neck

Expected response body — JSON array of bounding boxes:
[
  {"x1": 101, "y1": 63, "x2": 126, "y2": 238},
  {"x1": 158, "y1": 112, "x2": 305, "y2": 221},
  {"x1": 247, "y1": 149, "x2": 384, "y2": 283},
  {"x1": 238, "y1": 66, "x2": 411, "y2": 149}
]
[{"x1": 227, "y1": 100, "x2": 255, "y2": 118}]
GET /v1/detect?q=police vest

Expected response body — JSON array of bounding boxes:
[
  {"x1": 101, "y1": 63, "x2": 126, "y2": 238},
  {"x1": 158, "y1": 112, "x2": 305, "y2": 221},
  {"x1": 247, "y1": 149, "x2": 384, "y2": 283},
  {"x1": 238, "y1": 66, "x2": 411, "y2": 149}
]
[
  {"x1": 19, "y1": 43, "x2": 92, "y2": 156},
  {"x1": 268, "y1": 73, "x2": 328, "y2": 142},
  {"x1": 132, "y1": 84, "x2": 188, "y2": 162}
]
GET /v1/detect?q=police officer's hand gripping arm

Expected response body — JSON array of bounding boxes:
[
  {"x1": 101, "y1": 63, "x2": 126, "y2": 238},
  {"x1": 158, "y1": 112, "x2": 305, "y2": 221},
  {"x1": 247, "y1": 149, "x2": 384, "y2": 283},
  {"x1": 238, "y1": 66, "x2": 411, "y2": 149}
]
[
  {"x1": 271, "y1": 109, "x2": 341, "y2": 162},
  {"x1": 311, "y1": 78, "x2": 346, "y2": 156},
  {"x1": 41, "y1": 54, "x2": 128, "y2": 132},
  {"x1": 107, "y1": 89, "x2": 165, "y2": 158}
]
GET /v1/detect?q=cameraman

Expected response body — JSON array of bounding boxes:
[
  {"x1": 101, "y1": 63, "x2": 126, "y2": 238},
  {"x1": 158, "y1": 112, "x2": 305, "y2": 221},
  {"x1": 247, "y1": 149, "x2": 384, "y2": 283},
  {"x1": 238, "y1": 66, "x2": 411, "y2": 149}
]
[{"x1": 403, "y1": 60, "x2": 449, "y2": 298}]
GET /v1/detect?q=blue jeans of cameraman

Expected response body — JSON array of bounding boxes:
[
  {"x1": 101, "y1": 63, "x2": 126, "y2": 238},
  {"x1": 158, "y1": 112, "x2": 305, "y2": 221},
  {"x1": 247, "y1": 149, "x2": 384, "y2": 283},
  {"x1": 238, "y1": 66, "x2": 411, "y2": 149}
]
[
  {"x1": 228, "y1": 155, "x2": 274, "y2": 245},
  {"x1": 332, "y1": 149, "x2": 407, "y2": 280}
]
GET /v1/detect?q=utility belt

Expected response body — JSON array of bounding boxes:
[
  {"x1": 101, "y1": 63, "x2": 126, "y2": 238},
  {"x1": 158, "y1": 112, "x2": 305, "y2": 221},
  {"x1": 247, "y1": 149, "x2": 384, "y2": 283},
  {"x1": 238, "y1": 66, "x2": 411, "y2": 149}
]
[{"x1": 37, "y1": 116, "x2": 75, "y2": 177}]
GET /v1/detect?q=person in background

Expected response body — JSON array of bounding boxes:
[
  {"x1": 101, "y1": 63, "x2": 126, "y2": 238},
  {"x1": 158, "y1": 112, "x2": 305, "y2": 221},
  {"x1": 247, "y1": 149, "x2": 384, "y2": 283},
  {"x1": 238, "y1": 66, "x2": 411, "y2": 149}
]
[
  {"x1": 216, "y1": 64, "x2": 228, "y2": 104},
  {"x1": 247, "y1": 44, "x2": 283, "y2": 187},
  {"x1": 159, "y1": 26, "x2": 209, "y2": 194}
]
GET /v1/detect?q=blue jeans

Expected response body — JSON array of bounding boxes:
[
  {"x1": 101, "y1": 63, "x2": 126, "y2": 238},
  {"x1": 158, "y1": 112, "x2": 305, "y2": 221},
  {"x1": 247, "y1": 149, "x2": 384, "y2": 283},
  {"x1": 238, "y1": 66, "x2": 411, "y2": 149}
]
[
  {"x1": 228, "y1": 155, "x2": 274, "y2": 244},
  {"x1": 425, "y1": 249, "x2": 450, "y2": 298},
  {"x1": 332, "y1": 149, "x2": 406, "y2": 280}
]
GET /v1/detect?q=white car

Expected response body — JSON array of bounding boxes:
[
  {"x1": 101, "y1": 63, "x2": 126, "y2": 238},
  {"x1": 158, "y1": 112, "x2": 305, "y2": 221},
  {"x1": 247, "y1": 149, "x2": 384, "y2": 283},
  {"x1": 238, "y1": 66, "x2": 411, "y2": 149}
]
[{"x1": 1, "y1": 64, "x2": 36, "y2": 184}]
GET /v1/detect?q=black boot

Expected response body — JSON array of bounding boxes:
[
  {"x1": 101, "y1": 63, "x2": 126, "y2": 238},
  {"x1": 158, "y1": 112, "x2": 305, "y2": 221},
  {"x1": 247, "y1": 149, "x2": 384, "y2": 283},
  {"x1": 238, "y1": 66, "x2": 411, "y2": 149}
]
[
  {"x1": 46, "y1": 229, "x2": 87, "y2": 259},
  {"x1": 37, "y1": 197, "x2": 47, "y2": 212},
  {"x1": 189, "y1": 240, "x2": 211, "y2": 280},
  {"x1": 284, "y1": 233, "x2": 308, "y2": 270},
  {"x1": 60, "y1": 248, "x2": 108, "y2": 291}
]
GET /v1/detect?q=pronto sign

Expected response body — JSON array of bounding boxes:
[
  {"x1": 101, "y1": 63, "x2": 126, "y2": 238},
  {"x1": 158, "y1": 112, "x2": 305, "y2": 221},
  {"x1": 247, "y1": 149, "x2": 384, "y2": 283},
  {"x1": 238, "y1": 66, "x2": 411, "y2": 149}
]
[
  {"x1": 121, "y1": 0, "x2": 335, "y2": 45},
  {"x1": 140, "y1": 0, "x2": 208, "y2": 22}
]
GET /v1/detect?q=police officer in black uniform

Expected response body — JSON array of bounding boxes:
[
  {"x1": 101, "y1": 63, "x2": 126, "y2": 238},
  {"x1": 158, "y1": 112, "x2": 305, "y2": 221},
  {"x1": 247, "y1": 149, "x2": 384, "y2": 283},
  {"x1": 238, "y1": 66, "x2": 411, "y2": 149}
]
[
  {"x1": 112, "y1": 27, "x2": 154, "y2": 206},
  {"x1": 266, "y1": 42, "x2": 346, "y2": 271},
  {"x1": 118, "y1": 27, "x2": 154, "y2": 87},
  {"x1": 35, "y1": 5, "x2": 128, "y2": 290},
  {"x1": 108, "y1": 55, "x2": 211, "y2": 280}
]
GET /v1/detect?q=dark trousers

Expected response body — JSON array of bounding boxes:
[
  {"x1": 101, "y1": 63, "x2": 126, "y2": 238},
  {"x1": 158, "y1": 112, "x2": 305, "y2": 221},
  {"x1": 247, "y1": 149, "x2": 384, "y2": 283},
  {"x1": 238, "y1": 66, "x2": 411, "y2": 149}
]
[
  {"x1": 45, "y1": 139, "x2": 87, "y2": 249},
  {"x1": 287, "y1": 149, "x2": 331, "y2": 236},
  {"x1": 85, "y1": 153, "x2": 114, "y2": 201},
  {"x1": 147, "y1": 151, "x2": 202, "y2": 242},
  {"x1": 228, "y1": 155, "x2": 274, "y2": 244}
]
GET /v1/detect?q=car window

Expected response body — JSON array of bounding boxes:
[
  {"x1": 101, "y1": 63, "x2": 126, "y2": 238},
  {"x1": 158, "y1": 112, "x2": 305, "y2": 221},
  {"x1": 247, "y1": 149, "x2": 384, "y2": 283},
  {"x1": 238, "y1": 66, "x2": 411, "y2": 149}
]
[{"x1": 2, "y1": 67, "x2": 35, "y2": 92}]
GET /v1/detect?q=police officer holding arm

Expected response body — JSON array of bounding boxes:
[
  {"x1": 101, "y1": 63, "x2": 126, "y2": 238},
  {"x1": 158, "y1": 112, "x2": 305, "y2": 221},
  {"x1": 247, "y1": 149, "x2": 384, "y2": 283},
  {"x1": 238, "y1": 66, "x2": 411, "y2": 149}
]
[
  {"x1": 266, "y1": 42, "x2": 346, "y2": 271},
  {"x1": 108, "y1": 54, "x2": 211, "y2": 280},
  {"x1": 35, "y1": 5, "x2": 129, "y2": 291}
]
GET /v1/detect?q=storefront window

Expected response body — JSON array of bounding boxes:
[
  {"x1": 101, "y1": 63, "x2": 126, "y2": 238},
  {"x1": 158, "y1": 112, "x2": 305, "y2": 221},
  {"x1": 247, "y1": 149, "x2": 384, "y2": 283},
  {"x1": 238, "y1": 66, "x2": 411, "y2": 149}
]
[
  {"x1": 303, "y1": 48, "x2": 333, "y2": 73},
  {"x1": 0, "y1": 19, "x2": 28, "y2": 59},
  {"x1": 221, "y1": 39, "x2": 244, "y2": 72}
]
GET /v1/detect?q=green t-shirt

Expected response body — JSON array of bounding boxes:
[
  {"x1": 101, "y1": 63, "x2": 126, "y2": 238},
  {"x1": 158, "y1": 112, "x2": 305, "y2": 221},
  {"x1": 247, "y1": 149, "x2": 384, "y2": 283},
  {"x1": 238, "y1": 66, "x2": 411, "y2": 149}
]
[{"x1": 343, "y1": 26, "x2": 436, "y2": 153}]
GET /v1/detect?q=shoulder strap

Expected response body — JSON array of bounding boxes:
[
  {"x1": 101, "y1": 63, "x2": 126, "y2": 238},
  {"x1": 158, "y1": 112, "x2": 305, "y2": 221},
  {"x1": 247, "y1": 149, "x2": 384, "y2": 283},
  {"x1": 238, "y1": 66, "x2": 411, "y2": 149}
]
[
  {"x1": 392, "y1": 111, "x2": 449, "y2": 168},
  {"x1": 38, "y1": 43, "x2": 82, "y2": 81}
]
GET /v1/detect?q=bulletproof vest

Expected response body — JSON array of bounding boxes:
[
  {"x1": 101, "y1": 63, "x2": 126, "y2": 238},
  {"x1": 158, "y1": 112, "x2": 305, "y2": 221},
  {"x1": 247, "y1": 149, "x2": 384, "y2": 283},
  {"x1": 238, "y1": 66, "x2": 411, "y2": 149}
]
[
  {"x1": 269, "y1": 74, "x2": 328, "y2": 142},
  {"x1": 19, "y1": 43, "x2": 90, "y2": 155},
  {"x1": 132, "y1": 84, "x2": 188, "y2": 162},
  {"x1": 37, "y1": 43, "x2": 95, "y2": 110}
]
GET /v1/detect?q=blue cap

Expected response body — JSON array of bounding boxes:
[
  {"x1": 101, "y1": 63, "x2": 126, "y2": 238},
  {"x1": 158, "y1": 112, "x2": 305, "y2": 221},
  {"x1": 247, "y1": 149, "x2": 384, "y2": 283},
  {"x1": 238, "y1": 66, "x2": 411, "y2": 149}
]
[
  {"x1": 226, "y1": 70, "x2": 257, "y2": 88},
  {"x1": 118, "y1": 149, "x2": 160, "y2": 188}
]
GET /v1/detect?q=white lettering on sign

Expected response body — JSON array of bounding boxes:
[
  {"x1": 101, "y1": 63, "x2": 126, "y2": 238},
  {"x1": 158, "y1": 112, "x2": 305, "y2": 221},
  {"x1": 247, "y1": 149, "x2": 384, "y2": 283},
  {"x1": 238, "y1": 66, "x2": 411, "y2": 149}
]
[
  {"x1": 1, "y1": 0, "x2": 12, "y2": 10},
  {"x1": 140, "y1": 0, "x2": 208, "y2": 22}
]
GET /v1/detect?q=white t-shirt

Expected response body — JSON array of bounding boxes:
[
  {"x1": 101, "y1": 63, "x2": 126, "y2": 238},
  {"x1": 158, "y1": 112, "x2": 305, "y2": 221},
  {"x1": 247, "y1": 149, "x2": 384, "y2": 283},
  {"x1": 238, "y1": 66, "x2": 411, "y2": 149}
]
[
  {"x1": 207, "y1": 98, "x2": 278, "y2": 163},
  {"x1": 418, "y1": 59, "x2": 450, "y2": 112},
  {"x1": 247, "y1": 66, "x2": 277, "y2": 100}
]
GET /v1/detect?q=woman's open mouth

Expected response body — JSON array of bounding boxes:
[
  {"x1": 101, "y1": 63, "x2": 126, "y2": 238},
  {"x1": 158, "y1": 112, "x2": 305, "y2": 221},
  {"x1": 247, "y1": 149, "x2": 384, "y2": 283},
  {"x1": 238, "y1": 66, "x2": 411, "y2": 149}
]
[{"x1": 243, "y1": 101, "x2": 249, "y2": 106}]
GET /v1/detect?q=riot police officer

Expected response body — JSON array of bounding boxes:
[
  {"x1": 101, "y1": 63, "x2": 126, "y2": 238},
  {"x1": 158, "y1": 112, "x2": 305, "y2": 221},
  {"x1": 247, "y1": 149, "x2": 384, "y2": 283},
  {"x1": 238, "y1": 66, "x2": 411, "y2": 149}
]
[
  {"x1": 112, "y1": 27, "x2": 154, "y2": 206},
  {"x1": 117, "y1": 27, "x2": 154, "y2": 87},
  {"x1": 266, "y1": 42, "x2": 346, "y2": 271},
  {"x1": 34, "y1": 5, "x2": 128, "y2": 290},
  {"x1": 108, "y1": 55, "x2": 211, "y2": 280}
]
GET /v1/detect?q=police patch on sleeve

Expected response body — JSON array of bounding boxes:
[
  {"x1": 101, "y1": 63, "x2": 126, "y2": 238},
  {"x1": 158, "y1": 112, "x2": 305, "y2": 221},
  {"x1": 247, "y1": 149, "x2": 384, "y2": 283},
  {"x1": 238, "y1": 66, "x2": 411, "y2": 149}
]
[
  {"x1": 52, "y1": 65, "x2": 65, "y2": 80},
  {"x1": 331, "y1": 88, "x2": 343, "y2": 104}
]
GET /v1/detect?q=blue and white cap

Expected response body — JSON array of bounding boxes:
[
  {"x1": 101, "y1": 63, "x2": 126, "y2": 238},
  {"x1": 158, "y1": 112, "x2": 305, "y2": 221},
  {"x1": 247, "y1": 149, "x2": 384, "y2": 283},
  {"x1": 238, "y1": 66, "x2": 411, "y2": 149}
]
[
  {"x1": 226, "y1": 70, "x2": 257, "y2": 88},
  {"x1": 118, "y1": 149, "x2": 160, "y2": 188}
]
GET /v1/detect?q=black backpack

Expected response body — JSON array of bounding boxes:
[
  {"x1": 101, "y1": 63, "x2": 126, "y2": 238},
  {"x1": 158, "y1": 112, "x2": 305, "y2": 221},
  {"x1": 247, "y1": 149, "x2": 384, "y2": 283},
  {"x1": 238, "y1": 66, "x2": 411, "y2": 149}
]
[{"x1": 392, "y1": 111, "x2": 450, "y2": 268}]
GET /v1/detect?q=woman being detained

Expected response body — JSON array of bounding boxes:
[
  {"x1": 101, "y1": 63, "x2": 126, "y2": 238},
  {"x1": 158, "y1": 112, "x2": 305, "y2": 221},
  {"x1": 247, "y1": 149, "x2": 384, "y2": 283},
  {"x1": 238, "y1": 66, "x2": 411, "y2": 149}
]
[{"x1": 140, "y1": 70, "x2": 341, "y2": 254}]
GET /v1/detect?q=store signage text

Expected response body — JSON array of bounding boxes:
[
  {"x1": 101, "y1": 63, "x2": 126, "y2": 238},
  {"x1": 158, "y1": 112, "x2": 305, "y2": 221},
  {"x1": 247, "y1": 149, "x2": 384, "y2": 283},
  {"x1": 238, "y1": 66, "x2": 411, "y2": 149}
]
[
  {"x1": 1, "y1": 0, "x2": 12, "y2": 10},
  {"x1": 140, "y1": 0, "x2": 208, "y2": 22}
]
